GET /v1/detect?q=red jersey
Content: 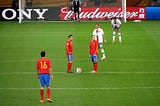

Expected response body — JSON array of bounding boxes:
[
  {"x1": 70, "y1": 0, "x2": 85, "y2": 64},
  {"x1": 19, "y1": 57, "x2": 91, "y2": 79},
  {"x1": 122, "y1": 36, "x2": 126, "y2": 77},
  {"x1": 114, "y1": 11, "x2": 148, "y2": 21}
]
[
  {"x1": 66, "y1": 40, "x2": 73, "y2": 55},
  {"x1": 36, "y1": 58, "x2": 52, "y2": 74},
  {"x1": 90, "y1": 40, "x2": 98, "y2": 55}
]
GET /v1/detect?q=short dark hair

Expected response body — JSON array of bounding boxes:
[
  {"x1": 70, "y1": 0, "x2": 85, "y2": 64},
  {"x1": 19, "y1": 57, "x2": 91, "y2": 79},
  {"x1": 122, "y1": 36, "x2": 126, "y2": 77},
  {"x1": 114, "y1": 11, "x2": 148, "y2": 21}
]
[
  {"x1": 41, "y1": 51, "x2": 45, "y2": 57},
  {"x1": 113, "y1": 17, "x2": 117, "y2": 19},
  {"x1": 95, "y1": 23, "x2": 99, "y2": 26},
  {"x1": 68, "y1": 34, "x2": 73, "y2": 38}
]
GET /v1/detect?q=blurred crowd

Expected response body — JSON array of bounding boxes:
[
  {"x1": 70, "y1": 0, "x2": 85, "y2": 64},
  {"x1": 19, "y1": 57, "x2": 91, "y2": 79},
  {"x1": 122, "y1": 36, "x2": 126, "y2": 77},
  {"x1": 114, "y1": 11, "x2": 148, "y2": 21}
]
[{"x1": 10, "y1": 0, "x2": 160, "y2": 9}]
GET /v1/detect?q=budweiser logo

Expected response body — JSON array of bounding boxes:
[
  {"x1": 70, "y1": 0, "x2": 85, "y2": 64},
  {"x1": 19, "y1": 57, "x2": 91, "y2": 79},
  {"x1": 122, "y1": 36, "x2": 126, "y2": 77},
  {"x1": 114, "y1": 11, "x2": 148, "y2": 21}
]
[{"x1": 61, "y1": 7, "x2": 146, "y2": 20}]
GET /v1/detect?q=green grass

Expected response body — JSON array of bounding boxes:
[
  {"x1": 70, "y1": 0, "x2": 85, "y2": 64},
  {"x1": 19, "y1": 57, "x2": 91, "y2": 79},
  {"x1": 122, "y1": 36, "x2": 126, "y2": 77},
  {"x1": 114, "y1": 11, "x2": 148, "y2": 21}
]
[{"x1": 0, "y1": 20, "x2": 160, "y2": 106}]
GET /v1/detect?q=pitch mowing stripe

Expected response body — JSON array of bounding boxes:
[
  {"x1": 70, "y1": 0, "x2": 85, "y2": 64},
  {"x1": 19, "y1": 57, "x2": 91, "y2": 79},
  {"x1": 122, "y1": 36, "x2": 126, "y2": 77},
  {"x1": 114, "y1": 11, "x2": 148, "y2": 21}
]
[
  {"x1": 0, "y1": 71, "x2": 160, "y2": 75},
  {"x1": 0, "y1": 86, "x2": 160, "y2": 90},
  {"x1": 0, "y1": 58, "x2": 160, "y2": 63},
  {"x1": 0, "y1": 32, "x2": 159, "y2": 37}
]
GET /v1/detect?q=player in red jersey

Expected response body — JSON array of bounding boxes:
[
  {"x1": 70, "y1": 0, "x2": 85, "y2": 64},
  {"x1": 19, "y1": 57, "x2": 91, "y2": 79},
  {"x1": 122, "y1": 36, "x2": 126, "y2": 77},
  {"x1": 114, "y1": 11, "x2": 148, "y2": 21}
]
[
  {"x1": 36, "y1": 51, "x2": 53, "y2": 103},
  {"x1": 90, "y1": 35, "x2": 98, "y2": 73},
  {"x1": 66, "y1": 35, "x2": 74, "y2": 73}
]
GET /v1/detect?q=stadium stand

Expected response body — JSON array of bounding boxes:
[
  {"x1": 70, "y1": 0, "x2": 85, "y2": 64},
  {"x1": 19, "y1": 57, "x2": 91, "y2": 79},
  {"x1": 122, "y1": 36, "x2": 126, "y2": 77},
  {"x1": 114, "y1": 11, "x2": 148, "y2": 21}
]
[{"x1": 0, "y1": 0, "x2": 13, "y2": 7}]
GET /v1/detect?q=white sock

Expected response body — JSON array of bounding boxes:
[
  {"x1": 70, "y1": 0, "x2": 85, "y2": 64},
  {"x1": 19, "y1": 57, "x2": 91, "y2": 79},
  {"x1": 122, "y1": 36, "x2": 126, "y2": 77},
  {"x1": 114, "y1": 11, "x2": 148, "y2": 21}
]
[
  {"x1": 119, "y1": 36, "x2": 122, "y2": 42},
  {"x1": 101, "y1": 49, "x2": 106, "y2": 58},
  {"x1": 118, "y1": 32, "x2": 121, "y2": 36},
  {"x1": 112, "y1": 36, "x2": 115, "y2": 42},
  {"x1": 118, "y1": 32, "x2": 121, "y2": 42},
  {"x1": 113, "y1": 31, "x2": 116, "y2": 35}
]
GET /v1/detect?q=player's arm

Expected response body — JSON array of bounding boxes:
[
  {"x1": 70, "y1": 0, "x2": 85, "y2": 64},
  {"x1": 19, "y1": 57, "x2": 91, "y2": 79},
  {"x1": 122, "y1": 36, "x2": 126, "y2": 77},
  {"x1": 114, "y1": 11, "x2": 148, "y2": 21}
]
[
  {"x1": 48, "y1": 60, "x2": 53, "y2": 80},
  {"x1": 94, "y1": 41, "x2": 98, "y2": 55},
  {"x1": 117, "y1": 19, "x2": 121, "y2": 28},
  {"x1": 103, "y1": 36, "x2": 107, "y2": 43},
  {"x1": 102, "y1": 29, "x2": 106, "y2": 43},
  {"x1": 49, "y1": 68, "x2": 53, "y2": 80},
  {"x1": 37, "y1": 70, "x2": 39, "y2": 79},
  {"x1": 111, "y1": 20, "x2": 114, "y2": 28},
  {"x1": 92, "y1": 30, "x2": 95, "y2": 36},
  {"x1": 92, "y1": 30, "x2": 97, "y2": 41},
  {"x1": 119, "y1": 21, "x2": 122, "y2": 28},
  {"x1": 66, "y1": 42, "x2": 71, "y2": 54}
]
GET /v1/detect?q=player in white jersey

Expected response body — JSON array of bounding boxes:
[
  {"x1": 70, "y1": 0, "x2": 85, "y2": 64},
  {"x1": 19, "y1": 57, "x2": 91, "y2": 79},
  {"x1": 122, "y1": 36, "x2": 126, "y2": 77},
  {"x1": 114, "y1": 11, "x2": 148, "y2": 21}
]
[
  {"x1": 92, "y1": 23, "x2": 106, "y2": 60},
  {"x1": 111, "y1": 17, "x2": 122, "y2": 43}
]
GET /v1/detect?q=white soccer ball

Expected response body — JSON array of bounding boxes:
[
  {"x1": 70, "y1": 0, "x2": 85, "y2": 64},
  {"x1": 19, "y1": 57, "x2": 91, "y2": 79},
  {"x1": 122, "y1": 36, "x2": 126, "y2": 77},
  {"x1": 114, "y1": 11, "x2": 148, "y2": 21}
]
[{"x1": 76, "y1": 68, "x2": 82, "y2": 73}]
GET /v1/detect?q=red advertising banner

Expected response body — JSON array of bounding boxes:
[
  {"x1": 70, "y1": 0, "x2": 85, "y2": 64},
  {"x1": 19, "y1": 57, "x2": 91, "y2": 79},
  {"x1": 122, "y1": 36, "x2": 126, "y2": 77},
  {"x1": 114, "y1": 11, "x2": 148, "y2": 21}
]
[{"x1": 60, "y1": 7, "x2": 146, "y2": 20}]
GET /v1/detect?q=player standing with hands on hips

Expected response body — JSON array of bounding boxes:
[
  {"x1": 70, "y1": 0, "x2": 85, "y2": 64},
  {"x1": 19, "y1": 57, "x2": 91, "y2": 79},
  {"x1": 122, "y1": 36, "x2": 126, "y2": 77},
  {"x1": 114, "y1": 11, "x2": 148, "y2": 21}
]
[
  {"x1": 73, "y1": 0, "x2": 81, "y2": 21},
  {"x1": 90, "y1": 35, "x2": 98, "y2": 73},
  {"x1": 92, "y1": 23, "x2": 106, "y2": 60},
  {"x1": 36, "y1": 51, "x2": 53, "y2": 103},
  {"x1": 111, "y1": 17, "x2": 122, "y2": 43}
]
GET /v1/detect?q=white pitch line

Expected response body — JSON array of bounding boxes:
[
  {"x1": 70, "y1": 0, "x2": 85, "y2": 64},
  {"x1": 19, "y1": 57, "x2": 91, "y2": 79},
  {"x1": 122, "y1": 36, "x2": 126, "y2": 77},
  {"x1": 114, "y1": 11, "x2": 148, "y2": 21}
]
[
  {"x1": 0, "y1": 71, "x2": 160, "y2": 75},
  {"x1": 0, "y1": 86, "x2": 160, "y2": 90}
]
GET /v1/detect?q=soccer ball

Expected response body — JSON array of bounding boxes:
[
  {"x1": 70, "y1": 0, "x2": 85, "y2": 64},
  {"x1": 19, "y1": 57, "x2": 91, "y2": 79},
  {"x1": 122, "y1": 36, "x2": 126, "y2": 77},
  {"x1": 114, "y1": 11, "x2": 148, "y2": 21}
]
[{"x1": 76, "y1": 68, "x2": 82, "y2": 73}]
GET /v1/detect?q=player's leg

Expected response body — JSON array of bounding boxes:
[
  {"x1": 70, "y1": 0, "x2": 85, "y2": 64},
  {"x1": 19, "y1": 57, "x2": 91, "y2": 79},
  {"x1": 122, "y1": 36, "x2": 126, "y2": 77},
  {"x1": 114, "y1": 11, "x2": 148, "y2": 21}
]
[
  {"x1": 99, "y1": 44, "x2": 106, "y2": 60},
  {"x1": 45, "y1": 74, "x2": 52, "y2": 102},
  {"x1": 93, "y1": 55, "x2": 98, "y2": 72},
  {"x1": 77, "y1": 10, "x2": 80, "y2": 21},
  {"x1": 78, "y1": 11, "x2": 79, "y2": 19},
  {"x1": 74, "y1": 9, "x2": 77, "y2": 20},
  {"x1": 90, "y1": 55, "x2": 98, "y2": 73},
  {"x1": 39, "y1": 75, "x2": 45, "y2": 103},
  {"x1": 67, "y1": 54, "x2": 73, "y2": 73},
  {"x1": 75, "y1": 12, "x2": 77, "y2": 20},
  {"x1": 117, "y1": 28, "x2": 122, "y2": 43},
  {"x1": 74, "y1": 9, "x2": 78, "y2": 20},
  {"x1": 112, "y1": 28, "x2": 116, "y2": 43}
]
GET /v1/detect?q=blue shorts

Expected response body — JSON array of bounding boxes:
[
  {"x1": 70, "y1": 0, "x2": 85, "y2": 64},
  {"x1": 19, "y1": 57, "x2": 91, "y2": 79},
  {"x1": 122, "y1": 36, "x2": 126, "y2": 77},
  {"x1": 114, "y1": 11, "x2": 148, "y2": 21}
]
[
  {"x1": 90, "y1": 54, "x2": 98, "y2": 63},
  {"x1": 39, "y1": 74, "x2": 50, "y2": 87},
  {"x1": 67, "y1": 54, "x2": 73, "y2": 61}
]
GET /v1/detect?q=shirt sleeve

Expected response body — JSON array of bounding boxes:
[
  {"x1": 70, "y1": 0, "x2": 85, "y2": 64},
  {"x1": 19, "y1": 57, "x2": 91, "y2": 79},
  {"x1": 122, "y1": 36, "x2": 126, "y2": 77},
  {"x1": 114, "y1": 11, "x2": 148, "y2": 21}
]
[
  {"x1": 119, "y1": 19, "x2": 122, "y2": 25},
  {"x1": 111, "y1": 20, "x2": 113, "y2": 26},
  {"x1": 48, "y1": 59, "x2": 52, "y2": 69},
  {"x1": 92, "y1": 29, "x2": 96, "y2": 36},
  {"x1": 101, "y1": 28, "x2": 104, "y2": 35}
]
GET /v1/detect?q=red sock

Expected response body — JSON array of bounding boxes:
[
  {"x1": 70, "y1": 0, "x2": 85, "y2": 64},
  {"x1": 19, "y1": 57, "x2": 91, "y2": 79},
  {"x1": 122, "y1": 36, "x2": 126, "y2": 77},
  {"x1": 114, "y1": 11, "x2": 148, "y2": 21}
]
[
  {"x1": 47, "y1": 88, "x2": 51, "y2": 99},
  {"x1": 67, "y1": 62, "x2": 72, "y2": 72},
  {"x1": 94, "y1": 63, "x2": 98, "y2": 72},
  {"x1": 67, "y1": 63, "x2": 70, "y2": 72},
  {"x1": 40, "y1": 89, "x2": 44, "y2": 100}
]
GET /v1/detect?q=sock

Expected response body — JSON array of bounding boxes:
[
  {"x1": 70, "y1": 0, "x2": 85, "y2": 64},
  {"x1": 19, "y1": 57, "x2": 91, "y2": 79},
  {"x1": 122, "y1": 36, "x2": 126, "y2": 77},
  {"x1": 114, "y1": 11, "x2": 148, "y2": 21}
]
[
  {"x1": 67, "y1": 62, "x2": 72, "y2": 72},
  {"x1": 113, "y1": 31, "x2": 115, "y2": 35},
  {"x1": 112, "y1": 36, "x2": 115, "y2": 42},
  {"x1": 93, "y1": 63, "x2": 98, "y2": 72},
  {"x1": 118, "y1": 33, "x2": 122, "y2": 42},
  {"x1": 47, "y1": 88, "x2": 51, "y2": 99},
  {"x1": 119, "y1": 36, "x2": 122, "y2": 42},
  {"x1": 101, "y1": 49, "x2": 106, "y2": 58},
  {"x1": 67, "y1": 63, "x2": 70, "y2": 72},
  {"x1": 40, "y1": 89, "x2": 44, "y2": 100},
  {"x1": 112, "y1": 31, "x2": 116, "y2": 42},
  {"x1": 118, "y1": 32, "x2": 121, "y2": 36}
]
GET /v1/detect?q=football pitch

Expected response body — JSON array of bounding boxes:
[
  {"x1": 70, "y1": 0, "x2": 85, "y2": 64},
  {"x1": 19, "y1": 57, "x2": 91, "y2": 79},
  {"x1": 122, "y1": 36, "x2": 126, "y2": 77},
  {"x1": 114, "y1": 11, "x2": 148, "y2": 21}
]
[{"x1": 0, "y1": 20, "x2": 160, "y2": 106}]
